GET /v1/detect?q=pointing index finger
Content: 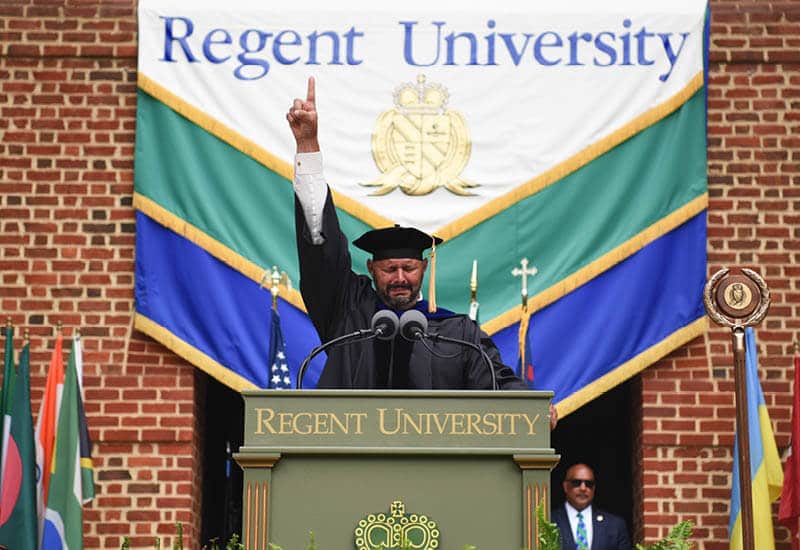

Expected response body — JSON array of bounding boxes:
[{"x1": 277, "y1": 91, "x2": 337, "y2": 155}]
[{"x1": 306, "y1": 76, "x2": 316, "y2": 105}]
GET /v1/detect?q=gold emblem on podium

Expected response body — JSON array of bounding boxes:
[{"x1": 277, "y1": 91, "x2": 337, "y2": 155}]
[
  {"x1": 354, "y1": 500, "x2": 440, "y2": 550},
  {"x1": 362, "y1": 75, "x2": 477, "y2": 196}
]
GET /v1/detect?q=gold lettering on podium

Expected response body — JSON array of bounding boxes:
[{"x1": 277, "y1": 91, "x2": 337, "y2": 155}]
[
  {"x1": 254, "y1": 407, "x2": 540, "y2": 437},
  {"x1": 255, "y1": 408, "x2": 367, "y2": 435}
]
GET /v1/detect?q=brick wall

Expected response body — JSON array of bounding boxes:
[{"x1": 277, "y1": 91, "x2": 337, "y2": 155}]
[
  {"x1": 640, "y1": 1, "x2": 800, "y2": 547},
  {"x1": 0, "y1": 0, "x2": 798, "y2": 548},
  {"x1": 0, "y1": 0, "x2": 203, "y2": 547}
]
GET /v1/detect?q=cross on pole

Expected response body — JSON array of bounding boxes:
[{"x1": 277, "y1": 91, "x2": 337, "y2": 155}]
[{"x1": 512, "y1": 258, "x2": 538, "y2": 310}]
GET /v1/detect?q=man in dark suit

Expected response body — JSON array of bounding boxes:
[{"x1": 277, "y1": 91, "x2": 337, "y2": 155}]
[{"x1": 552, "y1": 463, "x2": 631, "y2": 550}]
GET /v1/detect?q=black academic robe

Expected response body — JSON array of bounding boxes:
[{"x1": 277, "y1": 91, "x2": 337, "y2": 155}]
[{"x1": 295, "y1": 189, "x2": 527, "y2": 390}]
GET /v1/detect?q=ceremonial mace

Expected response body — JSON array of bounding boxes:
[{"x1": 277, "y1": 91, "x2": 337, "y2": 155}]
[{"x1": 703, "y1": 268, "x2": 770, "y2": 550}]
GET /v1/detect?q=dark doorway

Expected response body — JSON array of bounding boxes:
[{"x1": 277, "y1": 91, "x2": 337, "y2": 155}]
[
  {"x1": 200, "y1": 373, "x2": 244, "y2": 546},
  {"x1": 550, "y1": 378, "x2": 636, "y2": 538}
]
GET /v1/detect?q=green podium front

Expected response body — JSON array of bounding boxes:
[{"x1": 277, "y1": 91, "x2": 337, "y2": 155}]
[{"x1": 235, "y1": 390, "x2": 558, "y2": 550}]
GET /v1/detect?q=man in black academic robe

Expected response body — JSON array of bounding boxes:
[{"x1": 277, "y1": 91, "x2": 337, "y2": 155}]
[{"x1": 287, "y1": 77, "x2": 528, "y2": 391}]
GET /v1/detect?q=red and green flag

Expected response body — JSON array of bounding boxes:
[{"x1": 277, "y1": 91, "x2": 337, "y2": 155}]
[
  {"x1": 1, "y1": 325, "x2": 17, "y2": 482},
  {"x1": 0, "y1": 341, "x2": 38, "y2": 549}
]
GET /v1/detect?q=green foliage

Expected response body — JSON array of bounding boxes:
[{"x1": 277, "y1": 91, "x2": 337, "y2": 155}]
[
  {"x1": 267, "y1": 533, "x2": 476, "y2": 550},
  {"x1": 225, "y1": 533, "x2": 245, "y2": 550},
  {"x1": 175, "y1": 522, "x2": 184, "y2": 550},
  {"x1": 120, "y1": 516, "x2": 694, "y2": 550},
  {"x1": 635, "y1": 520, "x2": 694, "y2": 550},
  {"x1": 536, "y1": 503, "x2": 561, "y2": 550},
  {"x1": 269, "y1": 531, "x2": 315, "y2": 550}
]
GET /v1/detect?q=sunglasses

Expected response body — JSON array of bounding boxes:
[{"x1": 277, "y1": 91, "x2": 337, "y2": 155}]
[{"x1": 567, "y1": 479, "x2": 595, "y2": 489}]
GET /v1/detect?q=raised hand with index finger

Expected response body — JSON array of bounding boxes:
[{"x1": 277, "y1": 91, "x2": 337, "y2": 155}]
[{"x1": 286, "y1": 76, "x2": 319, "y2": 153}]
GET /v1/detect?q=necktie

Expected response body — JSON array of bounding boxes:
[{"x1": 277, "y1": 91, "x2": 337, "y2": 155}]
[{"x1": 576, "y1": 511, "x2": 589, "y2": 550}]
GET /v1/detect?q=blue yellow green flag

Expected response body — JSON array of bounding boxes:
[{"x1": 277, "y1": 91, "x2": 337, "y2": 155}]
[{"x1": 134, "y1": 1, "x2": 709, "y2": 413}]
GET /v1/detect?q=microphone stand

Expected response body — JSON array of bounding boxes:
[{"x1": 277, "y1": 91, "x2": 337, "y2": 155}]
[
  {"x1": 296, "y1": 329, "x2": 371, "y2": 389},
  {"x1": 426, "y1": 333, "x2": 498, "y2": 391}
]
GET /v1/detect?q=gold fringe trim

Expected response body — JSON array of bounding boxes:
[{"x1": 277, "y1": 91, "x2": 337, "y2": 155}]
[
  {"x1": 518, "y1": 307, "x2": 530, "y2": 369},
  {"x1": 481, "y1": 194, "x2": 707, "y2": 335},
  {"x1": 134, "y1": 192, "x2": 307, "y2": 313},
  {"x1": 135, "y1": 313, "x2": 259, "y2": 392},
  {"x1": 137, "y1": 73, "x2": 392, "y2": 229},
  {"x1": 554, "y1": 317, "x2": 707, "y2": 419},
  {"x1": 437, "y1": 72, "x2": 705, "y2": 241}
]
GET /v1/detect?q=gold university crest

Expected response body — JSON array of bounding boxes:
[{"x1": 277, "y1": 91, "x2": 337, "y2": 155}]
[{"x1": 362, "y1": 75, "x2": 476, "y2": 196}]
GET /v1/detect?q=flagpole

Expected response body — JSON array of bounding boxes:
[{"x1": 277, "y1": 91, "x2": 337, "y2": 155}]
[
  {"x1": 731, "y1": 325, "x2": 755, "y2": 550},
  {"x1": 704, "y1": 268, "x2": 770, "y2": 550}
]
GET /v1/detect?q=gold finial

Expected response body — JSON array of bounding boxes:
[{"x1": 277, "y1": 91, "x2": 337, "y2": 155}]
[
  {"x1": 23, "y1": 328, "x2": 30, "y2": 344},
  {"x1": 270, "y1": 266, "x2": 281, "y2": 309},
  {"x1": 76, "y1": 327, "x2": 81, "y2": 338},
  {"x1": 6, "y1": 317, "x2": 11, "y2": 330},
  {"x1": 56, "y1": 321, "x2": 63, "y2": 334},
  {"x1": 794, "y1": 338, "x2": 799, "y2": 355}
]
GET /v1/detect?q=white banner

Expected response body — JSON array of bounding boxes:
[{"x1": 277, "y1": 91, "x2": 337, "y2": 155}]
[{"x1": 138, "y1": 0, "x2": 706, "y2": 233}]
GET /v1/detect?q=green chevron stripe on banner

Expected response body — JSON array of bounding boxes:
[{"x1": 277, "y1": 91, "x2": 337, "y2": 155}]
[{"x1": 134, "y1": 88, "x2": 705, "y2": 329}]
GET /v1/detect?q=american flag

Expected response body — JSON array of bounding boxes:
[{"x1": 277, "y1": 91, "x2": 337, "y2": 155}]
[{"x1": 267, "y1": 306, "x2": 292, "y2": 389}]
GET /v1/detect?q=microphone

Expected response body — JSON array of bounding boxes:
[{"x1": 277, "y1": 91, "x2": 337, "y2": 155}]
[
  {"x1": 296, "y1": 328, "x2": 368, "y2": 389},
  {"x1": 399, "y1": 310, "x2": 427, "y2": 341},
  {"x1": 371, "y1": 310, "x2": 399, "y2": 340}
]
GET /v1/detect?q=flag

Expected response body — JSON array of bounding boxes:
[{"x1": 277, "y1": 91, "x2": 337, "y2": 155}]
[
  {"x1": 267, "y1": 307, "x2": 291, "y2": 389},
  {"x1": 1, "y1": 325, "x2": 17, "y2": 490},
  {"x1": 0, "y1": 341, "x2": 38, "y2": 549},
  {"x1": 34, "y1": 333, "x2": 64, "y2": 536},
  {"x1": 41, "y1": 338, "x2": 84, "y2": 550},
  {"x1": 778, "y1": 344, "x2": 800, "y2": 548},
  {"x1": 516, "y1": 310, "x2": 535, "y2": 388},
  {"x1": 134, "y1": 2, "x2": 708, "y2": 410},
  {"x1": 729, "y1": 327, "x2": 783, "y2": 549},
  {"x1": 73, "y1": 335, "x2": 94, "y2": 504}
]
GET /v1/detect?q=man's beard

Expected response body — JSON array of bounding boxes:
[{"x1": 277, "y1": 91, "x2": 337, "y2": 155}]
[{"x1": 376, "y1": 283, "x2": 419, "y2": 310}]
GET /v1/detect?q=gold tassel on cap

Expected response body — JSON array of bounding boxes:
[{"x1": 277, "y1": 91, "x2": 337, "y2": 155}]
[{"x1": 428, "y1": 237, "x2": 437, "y2": 313}]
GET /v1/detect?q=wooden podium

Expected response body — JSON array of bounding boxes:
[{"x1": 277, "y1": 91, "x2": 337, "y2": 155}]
[{"x1": 235, "y1": 390, "x2": 558, "y2": 550}]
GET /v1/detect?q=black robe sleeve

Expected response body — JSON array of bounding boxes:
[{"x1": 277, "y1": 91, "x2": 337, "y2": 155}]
[
  {"x1": 464, "y1": 323, "x2": 528, "y2": 390},
  {"x1": 295, "y1": 188, "x2": 360, "y2": 342}
]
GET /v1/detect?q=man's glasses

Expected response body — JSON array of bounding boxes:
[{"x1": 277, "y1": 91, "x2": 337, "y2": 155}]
[{"x1": 567, "y1": 479, "x2": 595, "y2": 489}]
